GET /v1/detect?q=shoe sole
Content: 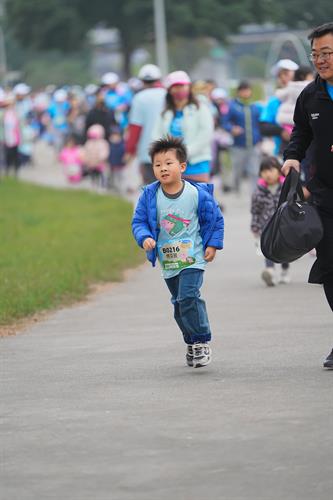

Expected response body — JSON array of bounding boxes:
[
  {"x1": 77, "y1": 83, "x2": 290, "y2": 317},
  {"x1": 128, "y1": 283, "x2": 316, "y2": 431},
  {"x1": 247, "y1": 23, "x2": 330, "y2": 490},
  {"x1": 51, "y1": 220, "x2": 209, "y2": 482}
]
[
  {"x1": 261, "y1": 270, "x2": 275, "y2": 287},
  {"x1": 323, "y1": 363, "x2": 333, "y2": 369},
  {"x1": 193, "y1": 357, "x2": 211, "y2": 368},
  {"x1": 279, "y1": 277, "x2": 291, "y2": 284}
]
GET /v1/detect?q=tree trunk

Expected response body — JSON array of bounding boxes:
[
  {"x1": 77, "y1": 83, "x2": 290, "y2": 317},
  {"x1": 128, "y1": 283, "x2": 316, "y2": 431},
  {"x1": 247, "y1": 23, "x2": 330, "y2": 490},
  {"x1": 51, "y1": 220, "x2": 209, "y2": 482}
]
[{"x1": 120, "y1": 30, "x2": 132, "y2": 79}]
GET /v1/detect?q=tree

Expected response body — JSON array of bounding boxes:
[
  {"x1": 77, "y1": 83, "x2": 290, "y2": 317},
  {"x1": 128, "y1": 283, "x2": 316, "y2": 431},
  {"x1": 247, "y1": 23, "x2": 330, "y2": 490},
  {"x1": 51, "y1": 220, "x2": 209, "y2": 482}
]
[
  {"x1": 78, "y1": 0, "x2": 154, "y2": 76},
  {"x1": 6, "y1": 0, "x2": 333, "y2": 77},
  {"x1": 6, "y1": 0, "x2": 86, "y2": 52},
  {"x1": 273, "y1": 0, "x2": 333, "y2": 29}
]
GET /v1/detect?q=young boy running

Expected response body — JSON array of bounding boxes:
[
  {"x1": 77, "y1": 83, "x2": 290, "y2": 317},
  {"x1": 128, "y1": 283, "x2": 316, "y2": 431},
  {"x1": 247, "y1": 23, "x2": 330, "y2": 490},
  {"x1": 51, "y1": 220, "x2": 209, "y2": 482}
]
[{"x1": 132, "y1": 136, "x2": 224, "y2": 367}]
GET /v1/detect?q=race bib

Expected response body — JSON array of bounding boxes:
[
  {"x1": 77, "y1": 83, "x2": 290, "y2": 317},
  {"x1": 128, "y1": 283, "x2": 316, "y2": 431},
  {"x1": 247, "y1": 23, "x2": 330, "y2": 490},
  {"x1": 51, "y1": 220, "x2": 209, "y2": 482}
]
[{"x1": 158, "y1": 238, "x2": 196, "y2": 270}]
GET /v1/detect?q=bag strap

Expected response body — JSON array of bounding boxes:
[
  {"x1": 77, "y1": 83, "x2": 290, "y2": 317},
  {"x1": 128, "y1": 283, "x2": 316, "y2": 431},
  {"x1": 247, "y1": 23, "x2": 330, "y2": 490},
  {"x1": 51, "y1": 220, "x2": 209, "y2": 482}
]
[{"x1": 277, "y1": 168, "x2": 304, "y2": 207}]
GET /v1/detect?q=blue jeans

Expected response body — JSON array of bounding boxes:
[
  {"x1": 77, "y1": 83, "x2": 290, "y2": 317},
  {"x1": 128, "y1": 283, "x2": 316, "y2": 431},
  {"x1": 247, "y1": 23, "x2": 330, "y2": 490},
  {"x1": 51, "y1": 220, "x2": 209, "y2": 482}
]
[
  {"x1": 265, "y1": 259, "x2": 289, "y2": 270},
  {"x1": 164, "y1": 268, "x2": 211, "y2": 345}
]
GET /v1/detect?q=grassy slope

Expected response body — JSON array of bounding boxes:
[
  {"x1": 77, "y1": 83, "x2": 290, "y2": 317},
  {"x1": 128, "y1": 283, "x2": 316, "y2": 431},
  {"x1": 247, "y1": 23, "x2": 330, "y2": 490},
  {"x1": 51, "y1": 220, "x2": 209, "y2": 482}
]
[{"x1": 0, "y1": 179, "x2": 145, "y2": 325}]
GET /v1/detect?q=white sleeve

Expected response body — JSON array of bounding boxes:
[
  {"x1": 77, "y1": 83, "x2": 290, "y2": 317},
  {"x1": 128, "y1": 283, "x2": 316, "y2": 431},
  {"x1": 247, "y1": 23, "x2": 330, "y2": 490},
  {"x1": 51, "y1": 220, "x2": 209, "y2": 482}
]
[{"x1": 129, "y1": 95, "x2": 145, "y2": 126}]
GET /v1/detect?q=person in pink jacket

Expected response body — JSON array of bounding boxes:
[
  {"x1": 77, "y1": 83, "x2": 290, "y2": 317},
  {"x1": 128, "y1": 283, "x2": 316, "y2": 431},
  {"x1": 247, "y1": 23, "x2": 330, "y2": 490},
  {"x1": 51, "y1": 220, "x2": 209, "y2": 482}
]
[
  {"x1": 59, "y1": 134, "x2": 83, "y2": 184},
  {"x1": 81, "y1": 124, "x2": 110, "y2": 186}
]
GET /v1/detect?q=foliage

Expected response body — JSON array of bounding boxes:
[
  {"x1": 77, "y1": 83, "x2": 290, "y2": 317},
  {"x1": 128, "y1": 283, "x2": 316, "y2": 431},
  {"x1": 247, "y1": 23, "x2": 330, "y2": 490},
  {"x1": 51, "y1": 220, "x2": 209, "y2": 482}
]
[
  {"x1": 237, "y1": 55, "x2": 266, "y2": 79},
  {"x1": 6, "y1": 0, "x2": 333, "y2": 76},
  {"x1": 23, "y1": 51, "x2": 92, "y2": 87},
  {"x1": 272, "y1": 0, "x2": 333, "y2": 29},
  {"x1": 6, "y1": 0, "x2": 87, "y2": 52},
  {"x1": 0, "y1": 179, "x2": 144, "y2": 325}
]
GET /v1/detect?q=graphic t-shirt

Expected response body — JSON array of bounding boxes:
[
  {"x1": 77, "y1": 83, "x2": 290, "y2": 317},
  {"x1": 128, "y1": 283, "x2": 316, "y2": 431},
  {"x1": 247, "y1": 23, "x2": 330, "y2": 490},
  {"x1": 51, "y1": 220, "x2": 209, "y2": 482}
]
[{"x1": 156, "y1": 181, "x2": 206, "y2": 279}]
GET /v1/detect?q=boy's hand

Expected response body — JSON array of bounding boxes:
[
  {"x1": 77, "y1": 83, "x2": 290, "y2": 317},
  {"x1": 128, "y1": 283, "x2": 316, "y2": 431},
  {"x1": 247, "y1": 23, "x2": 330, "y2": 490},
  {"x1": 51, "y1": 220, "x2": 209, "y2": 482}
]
[
  {"x1": 143, "y1": 238, "x2": 156, "y2": 251},
  {"x1": 204, "y1": 246, "x2": 216, "y2": 262}
]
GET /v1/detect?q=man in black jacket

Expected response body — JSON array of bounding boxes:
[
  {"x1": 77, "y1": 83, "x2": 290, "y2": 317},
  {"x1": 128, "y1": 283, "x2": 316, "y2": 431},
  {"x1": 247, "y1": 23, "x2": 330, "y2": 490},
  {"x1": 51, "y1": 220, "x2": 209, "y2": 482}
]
[{"x1": 282, "y1": 22, "x2": 333, "y2": 369}]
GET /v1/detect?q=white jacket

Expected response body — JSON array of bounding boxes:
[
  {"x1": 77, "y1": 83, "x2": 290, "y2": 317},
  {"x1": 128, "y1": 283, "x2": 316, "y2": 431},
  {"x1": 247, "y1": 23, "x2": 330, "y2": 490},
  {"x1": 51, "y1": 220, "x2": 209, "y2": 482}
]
[
  {"x1": 276, "y1": 81, "x2": 311, "y2": 126},
  {"x1": 153, "y1": 102, "x2": 214, "y2": 164}
]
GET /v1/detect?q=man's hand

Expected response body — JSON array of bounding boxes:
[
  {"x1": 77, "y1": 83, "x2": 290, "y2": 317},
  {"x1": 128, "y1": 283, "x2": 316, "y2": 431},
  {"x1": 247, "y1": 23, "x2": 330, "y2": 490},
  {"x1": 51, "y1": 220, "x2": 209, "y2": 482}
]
[
  {"x1": 204, "y1": 246, "x2": 217, "y2": 262},
  {"x1": 281, "y1": 159, "x2": 300, "y2": 177},
  {"x1": 143, "y1": 238, "x2": 156, "y2": 251},
  {"x1": 302, "y1": 186, "x2": 311, "y2": 200}
]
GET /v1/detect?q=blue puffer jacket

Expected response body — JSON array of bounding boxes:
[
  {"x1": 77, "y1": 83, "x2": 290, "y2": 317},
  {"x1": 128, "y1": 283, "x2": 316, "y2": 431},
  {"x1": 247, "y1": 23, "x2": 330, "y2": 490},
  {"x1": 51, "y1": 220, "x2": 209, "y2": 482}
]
[
  {"x1": 223, "y1": 98, "x2": 262, "y2": 148},
  {"x1": 132, "y1": 180, "x2": 224, "y2": 266}
]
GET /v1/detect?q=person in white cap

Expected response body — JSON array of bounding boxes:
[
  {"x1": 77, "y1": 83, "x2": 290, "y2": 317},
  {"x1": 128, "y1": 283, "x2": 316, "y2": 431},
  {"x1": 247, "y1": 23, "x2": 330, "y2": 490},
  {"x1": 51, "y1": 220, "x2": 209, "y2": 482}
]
[
  {"x1": 101, "y1": 72, "x2": 129, "y2": 129},
  {"x1": 13, "y1": 83, "x2": 38, "y2": 166},
  {"x1": 153, "y1": 70, "x2": 214, "y2": 183},
  {"x1": 125, "y1": 63, "x2": 166, "y2": 185},
  {"x1": 47, "y1": 88, "x2": 70, "y2": 150},
  {"x1": 271, "y1": 59, "x2": 300, "y2": 87},
  {"x1": 13, "y1": 83, "x2": 32, "y2": 122},
  {"x1": 260, "y1": 59, "x2": 299, "y2": 156},
  {"x1": 1, "y1": 93, "x2": 21, "y2": 175}
]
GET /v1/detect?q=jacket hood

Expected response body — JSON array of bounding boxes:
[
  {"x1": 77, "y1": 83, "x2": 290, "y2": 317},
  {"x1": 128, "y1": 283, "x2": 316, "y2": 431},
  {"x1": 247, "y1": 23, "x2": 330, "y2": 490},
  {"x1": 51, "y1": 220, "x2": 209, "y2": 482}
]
[
  {"x1": 143, "y1": 179, "x2": 214, "y2": 196},
  {"x1": 257, "y1": 176, "x2": 284, "y2": 189}
]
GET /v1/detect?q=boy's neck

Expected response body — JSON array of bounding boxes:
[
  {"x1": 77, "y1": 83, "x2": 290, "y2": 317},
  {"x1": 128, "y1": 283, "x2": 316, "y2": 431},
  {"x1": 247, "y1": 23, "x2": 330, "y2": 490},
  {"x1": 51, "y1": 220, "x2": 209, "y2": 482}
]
[{"x1": 161, "y1": 179, "x2": 184, "y2": 195}]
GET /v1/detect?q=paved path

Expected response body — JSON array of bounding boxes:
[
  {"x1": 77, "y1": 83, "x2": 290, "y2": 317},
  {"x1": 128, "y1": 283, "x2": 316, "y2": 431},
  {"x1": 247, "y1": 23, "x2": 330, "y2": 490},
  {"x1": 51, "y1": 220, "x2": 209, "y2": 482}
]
[{"x1": 1, "y1": 171, "x2": 332, "y2": 499}]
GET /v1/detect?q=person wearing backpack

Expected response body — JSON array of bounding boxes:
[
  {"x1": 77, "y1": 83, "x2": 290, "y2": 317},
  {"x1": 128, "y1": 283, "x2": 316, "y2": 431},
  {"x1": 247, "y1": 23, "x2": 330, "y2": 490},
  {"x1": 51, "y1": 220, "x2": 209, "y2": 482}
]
[{"x1": 282, "y1": 22, "x2": 333, "y2": 369}]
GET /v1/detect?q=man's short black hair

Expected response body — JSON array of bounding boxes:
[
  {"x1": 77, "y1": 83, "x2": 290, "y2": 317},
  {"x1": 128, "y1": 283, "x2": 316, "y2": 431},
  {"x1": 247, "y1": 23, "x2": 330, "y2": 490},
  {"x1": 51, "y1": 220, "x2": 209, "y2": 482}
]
[
  {"x1": 149, "y1": 135, "x2": 187, "y2": 163},
  {"x1": 308, "y1": 22, "x2": 333, "y2": 45}
]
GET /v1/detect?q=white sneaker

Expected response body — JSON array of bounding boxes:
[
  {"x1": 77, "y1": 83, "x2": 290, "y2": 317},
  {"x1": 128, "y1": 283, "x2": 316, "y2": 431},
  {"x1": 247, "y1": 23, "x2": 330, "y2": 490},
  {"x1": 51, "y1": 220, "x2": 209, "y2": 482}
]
[
  {"x1": 280, "y1": 269, "x2": 291, "y2": 284},
  {"x1": 188, "y1": 343, "x2": 212, "y2": 368},
  {"x1": 261, "y1": 268, "x2": 276, "y2": 287}
]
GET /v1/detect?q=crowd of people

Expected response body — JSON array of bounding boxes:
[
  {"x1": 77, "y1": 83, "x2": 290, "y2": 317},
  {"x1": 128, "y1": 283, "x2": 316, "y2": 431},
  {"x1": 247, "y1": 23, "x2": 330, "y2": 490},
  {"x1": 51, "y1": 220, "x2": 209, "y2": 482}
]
[
  {"x1": 1, "y1": 22, "x2": 332, "y2": 369},
  {"x1": 0, "y1": 57, "x2": 314, "y2": 195}
]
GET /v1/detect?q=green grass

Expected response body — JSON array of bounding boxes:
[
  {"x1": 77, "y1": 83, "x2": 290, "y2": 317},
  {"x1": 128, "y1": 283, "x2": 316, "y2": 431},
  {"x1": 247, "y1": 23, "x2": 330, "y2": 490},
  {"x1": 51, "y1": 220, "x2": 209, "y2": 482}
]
[{"x1": 0, "y1": 179, "x2": 145, "y2": 325}]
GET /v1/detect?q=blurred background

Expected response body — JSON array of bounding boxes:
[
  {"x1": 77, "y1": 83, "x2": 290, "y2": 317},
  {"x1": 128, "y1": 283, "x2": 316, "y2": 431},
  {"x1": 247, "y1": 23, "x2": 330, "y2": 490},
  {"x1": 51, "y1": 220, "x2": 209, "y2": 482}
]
[{"x1": 1, "y1": 0, "x2": 331, "y2": 89}]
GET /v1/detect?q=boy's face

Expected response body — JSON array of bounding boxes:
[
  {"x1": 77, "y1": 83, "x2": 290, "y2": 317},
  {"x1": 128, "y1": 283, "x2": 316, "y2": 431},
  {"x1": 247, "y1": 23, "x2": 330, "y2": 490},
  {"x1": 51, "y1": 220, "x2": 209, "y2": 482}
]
[
  {"x1": 261, "y1": 167, "x2": 280, "y2": 185},
  {"x1": 152, "y1": 149, "x2": 186, "y2": 186}
]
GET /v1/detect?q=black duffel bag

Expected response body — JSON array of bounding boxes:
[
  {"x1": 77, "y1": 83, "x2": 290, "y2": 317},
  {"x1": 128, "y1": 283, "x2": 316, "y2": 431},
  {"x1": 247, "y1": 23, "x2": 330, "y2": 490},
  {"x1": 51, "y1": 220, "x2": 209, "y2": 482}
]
[{"x1": 260, "y1": 168, "x2": 323, "y2": 263}]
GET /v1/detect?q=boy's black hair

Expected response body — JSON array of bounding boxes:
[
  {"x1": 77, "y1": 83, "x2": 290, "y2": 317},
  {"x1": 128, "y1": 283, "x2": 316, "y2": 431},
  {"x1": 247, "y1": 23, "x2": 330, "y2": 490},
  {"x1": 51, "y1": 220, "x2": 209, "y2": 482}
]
[
  {"x1": 259, "y1": 155, "x2": 282, "y2": 175},
  {"x1": 149, "y1": 135, "x2": 187, "y2": 163},
  {"x1": 308, "y1": 22, "x2": 333, "y2": 45}
]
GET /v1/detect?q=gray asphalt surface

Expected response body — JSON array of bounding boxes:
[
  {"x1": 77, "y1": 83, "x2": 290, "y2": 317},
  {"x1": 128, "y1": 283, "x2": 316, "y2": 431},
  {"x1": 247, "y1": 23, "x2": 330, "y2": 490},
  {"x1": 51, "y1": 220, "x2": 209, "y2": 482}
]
[{"x1": 1, "y1": 165, "x2": 333, "y2": 500}]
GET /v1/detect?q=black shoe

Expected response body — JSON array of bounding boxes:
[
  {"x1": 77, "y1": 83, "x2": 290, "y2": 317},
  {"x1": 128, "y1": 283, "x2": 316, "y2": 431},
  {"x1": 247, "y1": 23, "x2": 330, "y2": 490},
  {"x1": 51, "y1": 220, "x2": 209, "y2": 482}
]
[{"x1": 323, "y1": 348, "x2": 333, "y2": 369}]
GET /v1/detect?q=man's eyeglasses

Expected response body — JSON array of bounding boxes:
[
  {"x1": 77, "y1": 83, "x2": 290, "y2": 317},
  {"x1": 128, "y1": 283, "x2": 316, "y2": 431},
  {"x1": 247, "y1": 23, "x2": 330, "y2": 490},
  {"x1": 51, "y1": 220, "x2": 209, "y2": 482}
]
[{"x1": 309, "y1": 51, "x2": 333, "y2": 62}]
